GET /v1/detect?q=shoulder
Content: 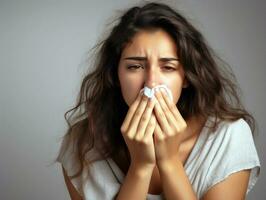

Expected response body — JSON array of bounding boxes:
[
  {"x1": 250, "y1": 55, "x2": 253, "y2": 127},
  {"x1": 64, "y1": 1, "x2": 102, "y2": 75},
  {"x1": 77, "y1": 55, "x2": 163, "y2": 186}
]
[
  {"x1": 59, "y1": 146, "x2": 121, "y2": 199},
  {"x1": 206, "y1": 117, "x2": 258, "y2": 165},
  {"x1": 202, "y1": 118, "x2": 261, "y2": 198},
  {"x1": 209, "y1": 117, "x2": 253, "y2": 143}
]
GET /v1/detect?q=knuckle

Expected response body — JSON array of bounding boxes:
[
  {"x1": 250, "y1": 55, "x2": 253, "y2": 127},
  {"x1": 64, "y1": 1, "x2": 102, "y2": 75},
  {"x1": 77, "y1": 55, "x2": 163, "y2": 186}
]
[
  {"x1": 161, "y1": 105, "x2": 167, "y2": 111},
  {"x1": 120, "y1": 125, "x2": 126, "y2": 134},
  {"x1": 175, "y1": 124, "x2": 187, "y2": 133},
  {"x1": 158, "y1": 112, "x2": 164, "y2": 119},
  {"x1": 138, "y1": 139, "x2": 148, "y2": 145},
  {"x1": 169, "y1": 130, "x2": 176, "y2": 136},
  {"x1": 148, "y1": 120, "x2": 155, "y2": 127},
  {"x1": 180, "y1": 126, "x2": 186, "y2": 132},
  {"x1": 134, "y1": 135, "x2": 142, "y2": 142},
  {"x1": 141, "y1": 115, "x2": 149, "y2": 122},
  {"x1": 141, "y1": 139, "x2": 149, "y2": 145},
  {"x1": 164, "y1": 130, "x2": 171, "y2": 136},
  {"x1": 127, "y1": 130, "x2": 134, "y2": 138},
  {"x1": 169, "y1": 104, "x2": 176, "y2": 110},
  {"x1": 142, "y1": 138, "x2": 149, "y2": 144},
  {"x1": 135, "y1": 110, "x2": 142, "y2": 117},
  {"x1": 157, "y1": 135, "x2": 165, "y2": 141},
  {"x1": 137, "y1": 124, "x2": 143, "y2": 132}
]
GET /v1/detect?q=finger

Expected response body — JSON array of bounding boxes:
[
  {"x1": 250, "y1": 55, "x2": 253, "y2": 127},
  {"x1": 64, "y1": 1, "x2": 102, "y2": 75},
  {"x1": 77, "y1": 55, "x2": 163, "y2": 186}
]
[
  {"x1": 135, "y1": 97, "x2": 156, "y2": 140},
  {"x1": 121, "y1": 91, "x2": 143, "y2": 134},
  {"x1": 160, "y1": 88, "x2": 185, "y2": 124},
  {"x1": 127, "y1": 94, "x2": 149, "y2": 138},
  {"x1": 155, "y1": 89, "x2": 180, "y2": 132},
  {"x1": 154, "y1": 92, "x2": 175, "y2": 135},
  {"x1": 143, "y1": 114, "x2": 156, "y2": 142},
  {"x1": 155, "y1": 88, "x2": 175, "y2": 123},
  {"x1": 154, "y1": 120, "x2": 164, "y2": 142}
]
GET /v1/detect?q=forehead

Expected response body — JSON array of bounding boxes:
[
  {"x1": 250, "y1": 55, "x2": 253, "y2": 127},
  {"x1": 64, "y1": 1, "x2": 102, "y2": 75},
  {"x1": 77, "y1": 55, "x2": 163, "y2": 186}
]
[{"x1": 121, "y1": 29, "x2": 178, "y2": 57}]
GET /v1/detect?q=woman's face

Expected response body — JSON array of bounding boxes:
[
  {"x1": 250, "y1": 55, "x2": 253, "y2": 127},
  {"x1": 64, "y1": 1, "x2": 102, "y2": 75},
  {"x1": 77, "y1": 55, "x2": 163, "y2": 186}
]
[{"x1": 118, "y1": 28, "x2": 188, "y2": 106}]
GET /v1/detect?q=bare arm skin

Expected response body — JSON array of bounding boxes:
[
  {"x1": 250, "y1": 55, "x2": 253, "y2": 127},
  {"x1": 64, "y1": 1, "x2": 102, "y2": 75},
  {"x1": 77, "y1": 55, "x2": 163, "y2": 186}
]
[
  {"x1": 116, "y1": 164, "x2": 154, "y2": 200},
  {"x1": 158, "y1": 160, "x2": 197, "y2": 200},
  {"x1": 157, "y1": 160, "x2": 251, "y2": 200},
  {"x1": 61, "y1": 165, "x2": 83, "y2": 200},
  {"x1": 201, "y1": 169, "x2": 251, "y2": 200},
  {"x1": 116, "y1": 92, "x2": 158, "y2": 199}
]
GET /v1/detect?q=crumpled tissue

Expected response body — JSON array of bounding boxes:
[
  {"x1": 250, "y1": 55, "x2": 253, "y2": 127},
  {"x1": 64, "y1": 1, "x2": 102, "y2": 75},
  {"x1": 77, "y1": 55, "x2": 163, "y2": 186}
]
[{"x1": 139, "y1": 84, "x2": 173, "y2": 101}]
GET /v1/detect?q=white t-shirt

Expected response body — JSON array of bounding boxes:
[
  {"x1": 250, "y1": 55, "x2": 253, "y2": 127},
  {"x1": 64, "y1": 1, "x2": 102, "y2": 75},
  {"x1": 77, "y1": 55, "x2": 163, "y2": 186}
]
[{"x1": 57, "y1": 117, "x2": 261, "y2": 199}]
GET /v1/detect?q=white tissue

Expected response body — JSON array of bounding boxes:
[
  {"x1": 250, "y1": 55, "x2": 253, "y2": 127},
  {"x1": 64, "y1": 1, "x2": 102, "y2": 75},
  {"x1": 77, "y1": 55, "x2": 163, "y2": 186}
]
[{"x1": 140, "y1": 84, "x2": 173, "y2": 101}]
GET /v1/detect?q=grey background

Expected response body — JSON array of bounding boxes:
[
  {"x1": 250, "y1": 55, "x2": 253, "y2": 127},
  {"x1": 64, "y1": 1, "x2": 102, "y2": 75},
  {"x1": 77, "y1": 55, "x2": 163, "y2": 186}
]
[{"x1": 0, "y1": 0, "x2": 265, "y2": 199}]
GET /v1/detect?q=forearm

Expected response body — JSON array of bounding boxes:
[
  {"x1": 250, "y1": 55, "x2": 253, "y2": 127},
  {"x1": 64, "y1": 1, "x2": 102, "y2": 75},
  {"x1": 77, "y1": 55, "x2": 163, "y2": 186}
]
[
  {"x1": 158, "y1": 161, "x2": 198, "y2": 200},
  {"x1": 116, "y1": 164, "x2": 154, "y2": 200}
]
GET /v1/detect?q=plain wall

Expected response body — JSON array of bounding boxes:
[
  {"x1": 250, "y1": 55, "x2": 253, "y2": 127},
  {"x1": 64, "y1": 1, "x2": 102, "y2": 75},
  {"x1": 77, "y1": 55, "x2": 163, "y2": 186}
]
[{"x1": 0, "y1": 0, "x2": 265, "y2": 199}]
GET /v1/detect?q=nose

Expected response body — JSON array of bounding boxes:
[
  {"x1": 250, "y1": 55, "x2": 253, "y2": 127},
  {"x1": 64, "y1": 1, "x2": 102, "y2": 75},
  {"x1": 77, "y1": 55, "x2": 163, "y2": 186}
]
[{"x1": 144, "y1": 66, "x2": 160, "y2": 88}]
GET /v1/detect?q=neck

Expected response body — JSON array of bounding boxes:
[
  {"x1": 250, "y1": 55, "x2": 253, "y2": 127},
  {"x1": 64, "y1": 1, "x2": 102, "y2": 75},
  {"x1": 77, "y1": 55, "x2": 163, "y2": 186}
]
[{"x1": 181, "y1": 114, "x2": 206, "y2": 143}]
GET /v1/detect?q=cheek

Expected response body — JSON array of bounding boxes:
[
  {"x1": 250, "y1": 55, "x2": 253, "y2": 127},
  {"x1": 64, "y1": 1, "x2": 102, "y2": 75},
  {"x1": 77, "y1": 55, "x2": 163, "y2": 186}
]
[
  {"x1": 120, "y1": 85, "x2": 135, "y2": 106},
  {"x1": 171, "y1": 87, "x2": 183, "y2": 104},
  {"x1": 118, "y1": 72, "x2": 143, "y2": 106},
  {"x1": 166, "y1": 78, "x2": 183, "y2": 104},
  {"x1": 121, "y1": 85, "x2": 142, "y2": 106}
]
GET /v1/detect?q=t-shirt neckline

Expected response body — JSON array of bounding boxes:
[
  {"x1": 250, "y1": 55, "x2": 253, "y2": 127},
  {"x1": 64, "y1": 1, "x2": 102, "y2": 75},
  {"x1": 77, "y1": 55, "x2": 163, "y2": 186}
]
[{"x1": 183, "y1": 116, "x2": 212, "y2": 168}]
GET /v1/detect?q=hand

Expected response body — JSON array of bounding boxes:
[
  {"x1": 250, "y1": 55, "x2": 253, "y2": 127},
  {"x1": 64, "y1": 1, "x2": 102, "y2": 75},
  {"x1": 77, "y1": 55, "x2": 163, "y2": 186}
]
[
  {"x1": 120, "y1": 91, "x2": 157, "y2": 168},
  {"x1": 152, "y1": 88, "x2": 187, "y2": 166}
]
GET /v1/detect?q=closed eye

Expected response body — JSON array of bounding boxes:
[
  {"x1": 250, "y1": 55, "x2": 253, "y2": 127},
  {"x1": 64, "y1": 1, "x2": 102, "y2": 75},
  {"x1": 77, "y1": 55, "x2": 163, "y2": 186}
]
[
  {"x1": 126, "y1": 65, "x2": 176, "y2": 71},
  {"x1": 163, "y1": 66, "x2": 176, "y2": 71},
  {"x1": 127, "y1": 64, "x2": 144, "y2": 70}
]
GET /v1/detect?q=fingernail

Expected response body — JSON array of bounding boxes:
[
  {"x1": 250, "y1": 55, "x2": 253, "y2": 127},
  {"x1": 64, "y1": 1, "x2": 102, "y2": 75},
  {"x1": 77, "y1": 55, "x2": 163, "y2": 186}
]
[
  {"x1": 159, "y1": 88, "x2": 165, "y2": 92},
  {"x1": 154, "y1": 88, "x2": 160, "y2": 93},
  {"x1": 150, "y1": 96, "x2": 156, "y2": 102}
]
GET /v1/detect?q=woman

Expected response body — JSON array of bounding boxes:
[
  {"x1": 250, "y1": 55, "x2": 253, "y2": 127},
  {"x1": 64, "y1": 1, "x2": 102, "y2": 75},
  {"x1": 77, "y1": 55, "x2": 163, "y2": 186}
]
[{"x1": 56, "y1": 2, "x2": 261, "y2": 200}]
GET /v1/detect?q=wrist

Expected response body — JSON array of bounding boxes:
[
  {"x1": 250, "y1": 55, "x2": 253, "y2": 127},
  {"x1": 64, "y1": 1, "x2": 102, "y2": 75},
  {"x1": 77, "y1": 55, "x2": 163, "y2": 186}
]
[
  {"x1": 157, "y1": 159, "x2": 183, "y2": 173},
  {"x1": 129, "y1": 164, "x2": 155, "y2": 177},
  {"x1": 129, "y1": 163, "x2": 155, "y2": 177}
]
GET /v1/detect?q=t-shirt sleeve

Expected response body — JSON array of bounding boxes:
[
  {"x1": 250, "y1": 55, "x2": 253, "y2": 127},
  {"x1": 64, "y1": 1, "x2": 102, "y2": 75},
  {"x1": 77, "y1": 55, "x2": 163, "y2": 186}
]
[
  {"x1": 205, "y1": 118, "x2": 261, "y2": 196},
  {"x1": 56, "y1": 134, "x2": 84, "y2": 197},
  {"x1": 56, "y1": 135, "x2": 121, "y2": 200}
]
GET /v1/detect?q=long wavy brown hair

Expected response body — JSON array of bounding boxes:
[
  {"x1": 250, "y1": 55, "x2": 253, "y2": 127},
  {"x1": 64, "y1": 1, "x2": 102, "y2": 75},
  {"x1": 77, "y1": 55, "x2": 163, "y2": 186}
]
[{"x1": 55, "y1": 2, "x2": 257, "y2": 179}]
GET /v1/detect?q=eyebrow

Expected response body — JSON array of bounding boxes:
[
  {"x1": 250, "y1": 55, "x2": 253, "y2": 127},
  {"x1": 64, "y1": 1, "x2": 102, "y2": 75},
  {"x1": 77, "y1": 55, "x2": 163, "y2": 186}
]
[{"x1": 124, "y1": 56, "x2": 179, "y2": 62}]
